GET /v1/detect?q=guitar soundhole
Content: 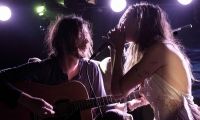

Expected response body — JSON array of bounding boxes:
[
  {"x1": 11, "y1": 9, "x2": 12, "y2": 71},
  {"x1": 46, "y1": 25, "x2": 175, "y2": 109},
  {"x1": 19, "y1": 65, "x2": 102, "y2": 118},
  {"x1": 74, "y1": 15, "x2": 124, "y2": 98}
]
[{"x1": 53, "y1": 99, "x2": 81, "y2": 120}]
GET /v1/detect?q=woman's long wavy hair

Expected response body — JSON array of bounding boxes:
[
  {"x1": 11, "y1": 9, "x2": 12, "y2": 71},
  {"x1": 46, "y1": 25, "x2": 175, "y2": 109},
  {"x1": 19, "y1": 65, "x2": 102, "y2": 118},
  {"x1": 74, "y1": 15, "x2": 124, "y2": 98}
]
[
  {"x1": 122, "y1": 2, "x2": 194, "y2": 80},
  {"x1": 46, "y1": 15, "x2": 93, "y2": 59}
]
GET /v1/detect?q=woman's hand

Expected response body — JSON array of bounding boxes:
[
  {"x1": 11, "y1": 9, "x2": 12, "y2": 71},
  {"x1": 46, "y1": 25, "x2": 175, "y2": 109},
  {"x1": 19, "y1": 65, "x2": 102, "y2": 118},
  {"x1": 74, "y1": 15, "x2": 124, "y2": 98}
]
[
  {"x1": 107, "y1": 26, "x2": 126, "y2": 52},
  {"x1": 18, "y1": 92, "x2": 55, "y2": 117}
]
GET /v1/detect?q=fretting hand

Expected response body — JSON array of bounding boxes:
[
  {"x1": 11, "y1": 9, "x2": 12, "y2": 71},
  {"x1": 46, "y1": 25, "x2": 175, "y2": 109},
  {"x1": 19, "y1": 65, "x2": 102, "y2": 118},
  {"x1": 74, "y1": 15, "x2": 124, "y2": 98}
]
[{"x1": 127, "y1": 95, "x2": 149, "y2": 112}]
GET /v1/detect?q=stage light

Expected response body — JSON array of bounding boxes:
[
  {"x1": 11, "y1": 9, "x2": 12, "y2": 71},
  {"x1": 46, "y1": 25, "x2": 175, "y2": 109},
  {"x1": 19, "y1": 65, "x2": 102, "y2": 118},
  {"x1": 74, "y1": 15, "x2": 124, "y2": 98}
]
[
  {"x1": 110, "y1": 0, "x2": 127, "y2": 12},
  {"x1": 57, "y1": 0, "x2": 64, "y2": 5},
  {"x1": 0, "y1": 5, "x2": 12, "y2": 21},
  {"x1": 177, "y1": 0, "x2": 192, "y2": 5},
  {"x1": 35, "y1": 5, "x2": 46, "y2": 16}
]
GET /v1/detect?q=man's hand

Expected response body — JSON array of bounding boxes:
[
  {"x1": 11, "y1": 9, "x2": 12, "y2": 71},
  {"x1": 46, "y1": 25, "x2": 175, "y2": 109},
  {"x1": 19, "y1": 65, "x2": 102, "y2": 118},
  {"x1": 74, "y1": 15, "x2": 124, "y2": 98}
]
[
  {"x1": 18, "y1": 92, "x2": 55, "y2": 117},
  {"x1": 127, "y1": 96, "x2": 149, "y2": 112}
]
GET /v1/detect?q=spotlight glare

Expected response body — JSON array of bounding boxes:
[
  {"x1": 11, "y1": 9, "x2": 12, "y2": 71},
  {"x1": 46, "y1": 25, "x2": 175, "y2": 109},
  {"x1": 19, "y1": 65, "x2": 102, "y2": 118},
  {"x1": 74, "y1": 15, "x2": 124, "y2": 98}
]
[
  {"x1": 177, "y1": 0, "x2": 192, "y2": 5},
  {"x1": 0, "y1": 5, "x2": 12, "y2": 21},
  {"x1": 58, "y1": 0, "x2": 64, "y2": 5},
  {"x1": 110, "y1": 0, "x2": 127, "y2": 12},
  {"x1": 35, "y1": 5, "x2": 46, "y2": 16},
  {"x1": 38, "y1": 12, "x2": 44, "y2": 16},
  {"x1": 36, "y1": 6, "x2": 45, "y2": 13}
]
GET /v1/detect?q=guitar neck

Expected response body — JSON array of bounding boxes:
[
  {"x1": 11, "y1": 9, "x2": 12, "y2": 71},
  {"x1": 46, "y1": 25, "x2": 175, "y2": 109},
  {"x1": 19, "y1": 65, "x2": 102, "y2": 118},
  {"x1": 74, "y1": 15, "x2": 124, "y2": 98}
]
[{"x1": 71, "y1": 90, "x2": 141, "y2": 111}]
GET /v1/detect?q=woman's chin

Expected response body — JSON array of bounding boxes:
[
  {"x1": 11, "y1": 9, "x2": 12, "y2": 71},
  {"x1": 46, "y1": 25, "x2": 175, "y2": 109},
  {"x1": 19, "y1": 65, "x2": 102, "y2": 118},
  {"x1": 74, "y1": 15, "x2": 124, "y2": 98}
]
[{"x1": 126, "y1": 39, "x2": 134, "y2": 42}]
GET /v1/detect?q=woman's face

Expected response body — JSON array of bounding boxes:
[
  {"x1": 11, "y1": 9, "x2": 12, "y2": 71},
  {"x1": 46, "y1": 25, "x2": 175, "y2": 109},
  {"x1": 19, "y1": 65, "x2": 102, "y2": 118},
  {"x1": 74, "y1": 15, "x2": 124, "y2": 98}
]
[{"x1": 118, "y1": 14, "x2": 137, "y2": 42}]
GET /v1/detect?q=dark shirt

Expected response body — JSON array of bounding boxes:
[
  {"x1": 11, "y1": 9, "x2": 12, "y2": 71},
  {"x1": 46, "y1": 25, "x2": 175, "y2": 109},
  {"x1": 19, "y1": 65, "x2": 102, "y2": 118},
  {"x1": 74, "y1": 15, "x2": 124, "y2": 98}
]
[{"x1": 0, "y1": 56, "x2": 106, "y2": 108}]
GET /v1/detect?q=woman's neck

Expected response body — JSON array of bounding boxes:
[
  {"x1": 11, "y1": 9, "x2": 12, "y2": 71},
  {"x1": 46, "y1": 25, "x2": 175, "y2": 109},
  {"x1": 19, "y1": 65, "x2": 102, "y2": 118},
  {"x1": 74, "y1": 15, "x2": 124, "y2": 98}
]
[{"x1": 59, "y1": 55, "x2": 80, "y2": 80}]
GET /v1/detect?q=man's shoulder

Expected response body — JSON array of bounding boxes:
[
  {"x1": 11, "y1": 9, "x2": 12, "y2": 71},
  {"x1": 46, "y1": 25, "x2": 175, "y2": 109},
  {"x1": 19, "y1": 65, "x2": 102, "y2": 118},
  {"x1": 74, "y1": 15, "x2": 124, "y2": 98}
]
[
  {"x1": 81, "y1": 58, "x2": 100, "y2": 67},
  {"x1": 25, "y1": 57, "x2": 58, "y2": 70}
]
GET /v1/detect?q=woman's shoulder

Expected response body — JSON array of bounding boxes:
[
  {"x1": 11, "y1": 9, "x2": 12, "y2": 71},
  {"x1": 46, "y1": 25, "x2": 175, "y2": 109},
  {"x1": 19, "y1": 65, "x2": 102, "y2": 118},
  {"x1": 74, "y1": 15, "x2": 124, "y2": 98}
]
[
  {"x1": 142, "y1": 41, "x2": 182, "y2": 66},
  {"x1": 161, "y1": 41, "x2": 184, "y2": 59},
  {"x1": 143, "y1": 42, "x2": 168, "y2": 59},
  {"x1": 147, "y1": 41, "x2": 180, "y2": 56},
  {"x1": 147, "y1": 41, "x2": 186, "y2": 68},
  {"x1": 148, "y1": 42, "x2": 168, "y2": 51}
]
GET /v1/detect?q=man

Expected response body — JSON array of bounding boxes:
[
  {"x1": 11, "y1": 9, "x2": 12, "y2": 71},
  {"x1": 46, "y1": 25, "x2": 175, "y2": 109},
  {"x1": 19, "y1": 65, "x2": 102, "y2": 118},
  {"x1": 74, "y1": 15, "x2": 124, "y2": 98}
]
[{"x1": 0, "y1": 15, "x2": 105, "y2": 119}]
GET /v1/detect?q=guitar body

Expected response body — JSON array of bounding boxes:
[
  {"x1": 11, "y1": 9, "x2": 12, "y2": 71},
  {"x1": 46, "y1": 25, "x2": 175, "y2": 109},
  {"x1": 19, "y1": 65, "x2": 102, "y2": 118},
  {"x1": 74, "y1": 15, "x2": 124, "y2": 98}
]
[{"x1": 0, "y1": 81, "x2": 92, "y2": 120}]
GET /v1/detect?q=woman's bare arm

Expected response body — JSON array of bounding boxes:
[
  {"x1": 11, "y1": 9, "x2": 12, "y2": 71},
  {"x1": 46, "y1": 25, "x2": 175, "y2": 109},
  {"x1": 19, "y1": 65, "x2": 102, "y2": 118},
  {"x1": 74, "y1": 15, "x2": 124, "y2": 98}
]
[{"x1": 111, "y1": 43, "x2": 166, "y2": 97}]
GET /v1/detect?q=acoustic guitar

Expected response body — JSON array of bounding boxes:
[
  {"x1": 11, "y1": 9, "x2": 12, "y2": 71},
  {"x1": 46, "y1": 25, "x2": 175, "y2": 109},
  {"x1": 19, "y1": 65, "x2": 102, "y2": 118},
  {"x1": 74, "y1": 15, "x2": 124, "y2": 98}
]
[{"x1": 0, "y1": 81, "x2": 140, "y2": 120}]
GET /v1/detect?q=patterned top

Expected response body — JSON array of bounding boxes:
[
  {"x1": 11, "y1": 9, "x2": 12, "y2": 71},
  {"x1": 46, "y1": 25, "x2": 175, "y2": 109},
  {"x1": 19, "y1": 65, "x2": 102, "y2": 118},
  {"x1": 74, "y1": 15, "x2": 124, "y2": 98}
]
[{"x1": 142, "y1": 74, "x2": 200, "y2": 120}]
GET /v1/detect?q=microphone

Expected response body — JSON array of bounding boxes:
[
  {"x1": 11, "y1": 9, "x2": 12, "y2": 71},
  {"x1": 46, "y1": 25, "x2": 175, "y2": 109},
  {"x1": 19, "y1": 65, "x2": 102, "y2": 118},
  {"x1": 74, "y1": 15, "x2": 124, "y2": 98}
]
[
  {"x1": 173, "y1": 24, "x2": 192, "y2": 35},
  {"x1": 90, "y1": 41, "x2": 111, "y2": 59}
]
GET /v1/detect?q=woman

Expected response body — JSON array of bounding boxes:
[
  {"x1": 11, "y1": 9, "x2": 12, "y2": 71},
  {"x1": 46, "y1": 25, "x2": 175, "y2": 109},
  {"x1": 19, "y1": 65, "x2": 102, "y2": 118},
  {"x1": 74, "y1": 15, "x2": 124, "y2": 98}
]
[{"x1": 110, "y1": 2, "x2": 200, "y2": 120}]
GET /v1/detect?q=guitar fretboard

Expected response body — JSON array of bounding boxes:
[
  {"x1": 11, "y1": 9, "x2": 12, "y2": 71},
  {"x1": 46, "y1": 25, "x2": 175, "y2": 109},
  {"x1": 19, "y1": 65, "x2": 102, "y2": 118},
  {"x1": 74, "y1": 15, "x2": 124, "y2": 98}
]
[{"x1": 70, "y1": 90, "x2": 141, "y2": 111}]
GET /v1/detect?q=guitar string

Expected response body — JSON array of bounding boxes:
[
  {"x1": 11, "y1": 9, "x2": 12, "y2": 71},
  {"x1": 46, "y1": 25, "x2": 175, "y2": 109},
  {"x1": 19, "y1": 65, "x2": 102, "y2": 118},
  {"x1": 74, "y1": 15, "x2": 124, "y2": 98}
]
[
  {"x1": 65, "y1": 88, "x2": 140, "y2": 119},
  {"x1": 86, "y1": 59, "x2": 103, "y2": 118}
]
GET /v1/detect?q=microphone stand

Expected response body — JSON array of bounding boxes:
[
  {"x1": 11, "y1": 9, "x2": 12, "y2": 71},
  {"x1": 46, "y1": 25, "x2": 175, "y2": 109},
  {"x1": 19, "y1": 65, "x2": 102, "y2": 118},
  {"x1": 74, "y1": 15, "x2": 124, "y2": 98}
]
[{"x1": 173, "y1": 24, "x2": 192, "y2": 36}]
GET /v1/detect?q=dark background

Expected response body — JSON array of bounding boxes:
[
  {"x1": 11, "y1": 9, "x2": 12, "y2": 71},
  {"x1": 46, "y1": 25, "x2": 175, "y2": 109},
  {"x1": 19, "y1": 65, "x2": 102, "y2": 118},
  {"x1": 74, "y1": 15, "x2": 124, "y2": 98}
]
[{"x1": 0, "y1": 0, "x2": 199, "y2": 68}]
